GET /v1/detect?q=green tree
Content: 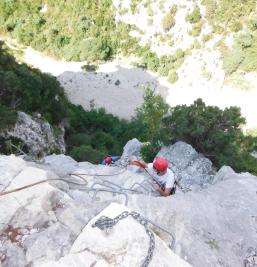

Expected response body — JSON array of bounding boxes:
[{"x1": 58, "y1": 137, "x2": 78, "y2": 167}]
[
  {"x1": 0, "y1": 104, "x2": 17, "y2": 130},
  {"x1": 70, "y1": 145, "x2": 105, "y2": 163},
  {"x1": 135, "y1": 88, "x2": 169, "y2": 161},
  {"x1": 163, "y1": 98, "x2": 257, "y2": 173}
]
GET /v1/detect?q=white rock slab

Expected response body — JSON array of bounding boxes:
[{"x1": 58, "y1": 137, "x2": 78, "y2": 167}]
[
  {"x1": 40, "y1": 203, "x2": 192, "y2": 267},
  {"x1": 0, "y1": 155, "x2": 26, "y2": 191}
]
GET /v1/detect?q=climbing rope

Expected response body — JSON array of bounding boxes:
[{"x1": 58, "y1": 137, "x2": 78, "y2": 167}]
[
  {"x1": 0, "y1": 162, "x2": 176, "y2": 252},
  {"x1": 0, "y1": 177, "x2": 87, "y2": 197},
  {"x1": 69, "y1": 168, "x2": 127, "y2": 178}
]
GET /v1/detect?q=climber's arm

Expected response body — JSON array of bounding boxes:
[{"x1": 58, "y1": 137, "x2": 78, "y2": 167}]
[
  {"x1": 128, "y1": 160, "x2": 148, "y2": 169},
  {"x1": 152, "y1": 182, "x2": 172, "y2": 197}
]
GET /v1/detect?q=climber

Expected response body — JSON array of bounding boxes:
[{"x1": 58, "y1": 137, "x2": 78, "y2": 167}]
[
  {"x1": 102, "y1": 155, "x2": 120, "y2": 166},
  {"x1": 129, "y1": 157, "x2": 175, "y2": 197}
]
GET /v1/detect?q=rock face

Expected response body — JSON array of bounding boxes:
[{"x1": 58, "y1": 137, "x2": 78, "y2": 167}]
[
  {"x1": 116, "y1": 138, "x2": 144, "y2": 172},
  {"x1": 157, "y1": 141, "x2": 213, "y2": 191},
  {"x1": 0, "y1": 155, "x2": 108, "y2": 267},
  {"x1": 1, "y1": 112, "x2": 65, "y2": 158},
  {"x1": 0, "y1": 153, "x2": 256, "y2": 267},
  {"x1": 128, "y1": 171, "x2": 257, "y2": 267},
  {"x1": 40, "y1": 203, "x2": 191, "y2": 267},
  {"x1": 121, "y1": 138, "x2": 143, "y2": 159}
]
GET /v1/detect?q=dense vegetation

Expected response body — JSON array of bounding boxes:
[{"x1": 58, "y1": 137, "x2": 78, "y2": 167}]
[
  {"x1": 202, "y1": 0, "x2": 255, "y2": 33},
  {"x1": 0, "y1": 42, "x2": 137, "y2": 162},
  {"x1": 0, "y1": 42, "x2": 68, "y2": 125},
  {"x1": 223, "y1": 32, "x2": 257, "y2": 74},
  {"x1": 202, "y1": 0, "x2": 257, "y2": 73},
  {"x1": 136, "y1": 89, "x2": 257, "y2": 175},
  {"x1": 0, "y1": 0, "x2": 138, "y2": 61},
  {"x1": 0, "y1": 0, "x2": 185, "y2": 82}
]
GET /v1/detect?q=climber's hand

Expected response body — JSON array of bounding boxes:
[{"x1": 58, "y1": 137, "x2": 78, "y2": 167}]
[
  {"x1": 129, "y1": 160, "x2": 143, "y2": 167},
  {"x1": 152, "y1": 181, "x2": 160, "y2": 192}
]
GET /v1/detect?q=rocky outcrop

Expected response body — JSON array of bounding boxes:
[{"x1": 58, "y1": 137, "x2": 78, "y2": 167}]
[
  {"x1": 0, "y1": 153, "x2": 256, "y2": 267},
  {"x1": 0, "y1": 112, "x2": 65, "y2": 158},
  {"x1": 157, "y1": 141, "x2": 213, "y2": 191},
  {"x1": 121, "y1": 138, "x2": 143, "y2": 159}
]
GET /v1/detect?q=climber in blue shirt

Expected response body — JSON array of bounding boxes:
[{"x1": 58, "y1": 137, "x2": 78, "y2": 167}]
[{"x1": 102, "y1": 155, "x2": 120, "y2": 165}]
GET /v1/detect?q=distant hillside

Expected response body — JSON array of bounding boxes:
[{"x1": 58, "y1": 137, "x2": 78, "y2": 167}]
[{"x1": 1, "y1": 0, "x2": 257, "y2": 83}]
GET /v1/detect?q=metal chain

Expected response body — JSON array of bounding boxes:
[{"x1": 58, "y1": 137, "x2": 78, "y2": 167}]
[{"x1": 92, "y1": 211, "x2": 155, "y2": 267}]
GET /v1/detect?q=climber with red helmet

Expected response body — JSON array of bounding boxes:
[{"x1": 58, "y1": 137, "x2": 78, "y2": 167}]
[
  {"x1": 102, "y1": 155, "x2": 120, "y2": 166},
  {"x1": 129, "y1": 157, "x2": 175, "y2": 197}
]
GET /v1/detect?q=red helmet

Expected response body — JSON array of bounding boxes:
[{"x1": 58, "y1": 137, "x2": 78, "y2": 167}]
[
  {"x1": 105, "y1": 156, "x2": 112, "y2": 165},
  {"x1": 153, "y1": 157, "x2": 168, "y2": 172}
]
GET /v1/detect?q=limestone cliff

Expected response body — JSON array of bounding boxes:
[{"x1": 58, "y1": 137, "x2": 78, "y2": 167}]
[{"x1": 0, "y1": 140, "x2": 256, "y2": 266}]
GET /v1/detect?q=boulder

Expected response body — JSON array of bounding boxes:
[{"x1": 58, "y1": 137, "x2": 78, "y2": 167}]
[
  {"x1": 121, "y1": 138, "x2": 143, "y2": 159},
  {"x1": 212, "y1": 165, "x2": 256, "y2": 185},
  {"x1": 1, "y1": 112, "x2": 65, "y2": 158},
  {"x1": 115, "y1": 138, "x2": 144, "y2": 172},
  {"x1": 212, "y1": 166, "x2": 235, "y2": 184}
]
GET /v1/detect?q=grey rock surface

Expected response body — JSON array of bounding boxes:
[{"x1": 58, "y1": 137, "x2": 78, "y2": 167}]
[
  {"x1": 0, "y1": 153, "x2": 256, "y2": 267},
  {"x1": 43, "y1": 154, "x2": 78, "y2": 176},
  {"x1": 39, "y1": 203, "x2": 192, "y2": 267},
  {"x1": 1, "y1": 112, "x2": 65, "y2": 158},
  {"x1": 157, "y1": 141, "x2": 213, "y2": 191},
  {"x1": 128, "y1": 171, "x2": 257, "y2": 267},
  {"x1": 121, "y1": 138, "x2": 143, "y2": 159},
  {"x1": 116, "y1": 138, "x2": 144, "y2": 172}
]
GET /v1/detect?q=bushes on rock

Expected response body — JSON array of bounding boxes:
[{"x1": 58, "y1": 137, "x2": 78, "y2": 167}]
[
  {"x1": 189, "y1": 21, "x2": 203, "y2": 37},
  {"x1": 81, "y1": 64, "x2": 98, "y2": 72},
  {"x1": 186, "y1": 6, "x2": 201, "y2": 24},
  {"x1": 167, "y1": 71, "x2": 178, "y2": 84},
  {"x1": 223, "y1": 33, "x2": 257, "y2": 74},
  {"x1": 161, "y1": 5, "x2": 177, "y2": 32},
  {"x1": 162, "y1": 14, "x2": 175, "y2": 32}
]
